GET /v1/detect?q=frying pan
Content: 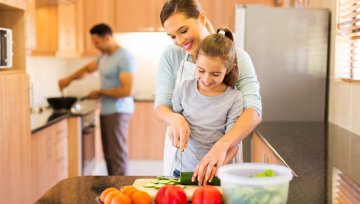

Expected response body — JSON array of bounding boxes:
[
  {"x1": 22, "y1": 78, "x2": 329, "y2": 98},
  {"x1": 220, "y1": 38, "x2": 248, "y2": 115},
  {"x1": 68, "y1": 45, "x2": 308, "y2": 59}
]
[{"x1": 47, "y1": 97, "x2": 78, "y2": 110}]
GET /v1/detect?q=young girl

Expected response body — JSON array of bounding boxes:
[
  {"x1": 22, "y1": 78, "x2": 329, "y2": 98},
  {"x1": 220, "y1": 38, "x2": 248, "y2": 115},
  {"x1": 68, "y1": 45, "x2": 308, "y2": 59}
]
[{"x1": 172, "y1": 28, "x2": 243, "y2": 182}]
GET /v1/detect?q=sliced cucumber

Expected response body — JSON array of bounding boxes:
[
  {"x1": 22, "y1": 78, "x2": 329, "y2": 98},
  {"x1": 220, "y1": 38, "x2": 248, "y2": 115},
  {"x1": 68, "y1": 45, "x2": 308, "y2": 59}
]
[
  {"x1": 169, "y1": 178, "x2": 180, "y2": 184},
  {"x1": 157, "y1": 176, "x2": 170, "y2": 180},
  {"x1": 158, "y1": 180, "x2": 171, "y2": 184},
  {"x1": 154, "y1": 184, "x2": 166, "y2": 189},
  {"x1": 149, "y1": 179, "x2": 159, "y2": 184},
  {"x1": 175, "y1": 184, "x2": 187, "y2": 189},
  {"x1": 143, "y1": 183, "x2": 155, "y2": 188}
]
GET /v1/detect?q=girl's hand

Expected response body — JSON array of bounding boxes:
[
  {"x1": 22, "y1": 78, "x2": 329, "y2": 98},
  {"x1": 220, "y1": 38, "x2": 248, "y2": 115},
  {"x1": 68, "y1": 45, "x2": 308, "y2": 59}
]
[
  {"x1": 192, "y1": 142, "x2": 238, "y2": 185},
  {"x1": 192, "y1": 143, "x2": 227, "y2": 186},
  {"x1": 169, "y1": 113, "x2": 190, "y2": 151}
]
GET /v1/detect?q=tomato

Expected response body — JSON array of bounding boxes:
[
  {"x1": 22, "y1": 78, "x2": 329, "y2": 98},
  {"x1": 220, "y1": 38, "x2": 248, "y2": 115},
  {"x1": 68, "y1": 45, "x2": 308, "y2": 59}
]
[
  {"x1": 155, "y1": 185, "x2": 187, "y2": 204},
  {"x1": 192, "y1": 185, "x2": 222, "y2": 204},
  {"x1": 100, "y1": 187, "x2": 119, "y2": 202}
]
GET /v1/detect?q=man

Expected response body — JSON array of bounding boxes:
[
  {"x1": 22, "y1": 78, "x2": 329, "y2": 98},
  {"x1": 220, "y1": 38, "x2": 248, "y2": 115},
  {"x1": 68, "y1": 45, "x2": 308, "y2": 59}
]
[{"x1": 59, "y1": 23, "x2": 136, "y2": 175}]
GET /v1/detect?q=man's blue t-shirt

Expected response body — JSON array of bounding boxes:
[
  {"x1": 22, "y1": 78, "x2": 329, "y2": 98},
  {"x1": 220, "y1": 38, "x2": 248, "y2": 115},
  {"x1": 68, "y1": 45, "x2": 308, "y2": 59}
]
[{"x1": 97, "y1": 47, "x2": 136, "y2": 115}]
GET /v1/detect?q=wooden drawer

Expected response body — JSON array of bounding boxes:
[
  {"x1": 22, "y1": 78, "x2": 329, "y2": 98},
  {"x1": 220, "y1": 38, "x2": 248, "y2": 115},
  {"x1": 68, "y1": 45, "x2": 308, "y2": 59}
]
[
  {"x1": 251, "y1": 131, "x2": 285, "y2": 165},
  {"x1": 31, "y1": 119, "x2": 68, "y2": 202}
]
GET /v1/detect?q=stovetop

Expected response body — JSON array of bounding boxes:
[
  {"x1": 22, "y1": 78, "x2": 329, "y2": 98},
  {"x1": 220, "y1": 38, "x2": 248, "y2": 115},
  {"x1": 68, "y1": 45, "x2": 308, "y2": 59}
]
[{"x1": 31, "y1": 99, "x2": 98, "y2": 133}]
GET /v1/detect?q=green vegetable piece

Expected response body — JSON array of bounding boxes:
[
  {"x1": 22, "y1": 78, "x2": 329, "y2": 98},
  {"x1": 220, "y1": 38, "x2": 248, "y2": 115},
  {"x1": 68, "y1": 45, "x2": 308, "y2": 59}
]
[
  {"x1": 149, "y1": 179, "x2": 159, "y2": 184},
  {"x1": 256, "y1": 172, "x2": 266, "y2": 177},
  {"x1": 157, "y1": 176, "x2": 170, "y2": 180},
  {"x1": 264, "y1": 169, "x2": 276, "y2": 177},
  {"x1": 180, "y1": 172, "x2": 221, "y2": 186},
  {"x1": 175, "y1": 184, "x2": 186, "y2": 189},
  {"x1": 158, "y1": 180, "x2": 171, "y2": 184},
  {"x1": 154, "y1": 183, "x2": 166, "y2": 189},
  {"x1": 143, "y1": 183, "x2": 155, "y2": 188},
  {"x1": 169, "y1": 178, "x2": 180, "y2": 184}
]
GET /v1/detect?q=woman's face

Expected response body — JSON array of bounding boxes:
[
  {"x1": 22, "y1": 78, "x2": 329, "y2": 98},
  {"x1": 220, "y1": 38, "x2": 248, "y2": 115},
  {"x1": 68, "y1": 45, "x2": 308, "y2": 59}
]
[
  {"x1": 163, "y1": 12, "x2": 209, "y2": 57},
  {"x1": 195, "y1": 54, "x2": 227, "y2": 92}
]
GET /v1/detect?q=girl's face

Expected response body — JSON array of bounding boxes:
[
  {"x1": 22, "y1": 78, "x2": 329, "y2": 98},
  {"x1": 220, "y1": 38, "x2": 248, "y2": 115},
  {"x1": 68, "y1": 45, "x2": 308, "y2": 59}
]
[
  {"x1": 195, "y1": 54, "x2": 227, "y2": 93},
  {"x1": 163, "y1": 12, "x2": 209, "y2": 58}
]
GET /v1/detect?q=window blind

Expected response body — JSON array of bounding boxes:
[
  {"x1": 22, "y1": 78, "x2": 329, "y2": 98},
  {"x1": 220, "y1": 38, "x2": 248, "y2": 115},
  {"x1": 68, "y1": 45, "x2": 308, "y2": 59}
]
[
  {"x1": 336, "y1": 0, "x2": 360, "y2": 80},
  {"x1": 332, "y1": 168, "x2": 360, "y2": 203}
]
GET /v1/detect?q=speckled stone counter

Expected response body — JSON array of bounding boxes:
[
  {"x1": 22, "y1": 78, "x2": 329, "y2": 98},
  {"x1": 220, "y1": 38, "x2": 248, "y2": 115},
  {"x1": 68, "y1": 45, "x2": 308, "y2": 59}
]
[
  {"x1": 35, "y1": 122, "x2": 360, "y2": 204},
  {"x1": 31, "y1": 100, "x2": 98, "y2": 133},
  {"x1": 256, "y1": 122, "x2": 327, "y2": 204},
  {"x1": 35, "y1": 176, "x2": 153, "y2": 204},
  {"x1": 31, "y1": 110, "x2": 70, "y2": 133}
]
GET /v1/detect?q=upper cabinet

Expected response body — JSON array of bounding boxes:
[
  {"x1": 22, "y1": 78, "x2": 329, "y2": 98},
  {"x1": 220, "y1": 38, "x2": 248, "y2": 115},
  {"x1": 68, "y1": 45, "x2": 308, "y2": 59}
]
[
  {"x1": 25, "y1": 0, "x2": 36, "y2": 51},
  {"x1": 0, "y1": 0, "x2": 26, "y2": 73},
  {"x1": 27, "y1": 0, "x2": 280, "y2": 57},
  {"x1": 0, "y1": 0, "x2": 26, "y2": 9},
  {"x1": 199, "y1": 0, "x2": 276, "y2": 31},
  {"x1": 113, "y1": 0, "x2": 163, "y2": 32},
  {"x1": 31, "y1": 4, "x2": 58, "y2": 56},
  {"x1": 82, "y1": 0, "x2": 115, "y2": 56}
]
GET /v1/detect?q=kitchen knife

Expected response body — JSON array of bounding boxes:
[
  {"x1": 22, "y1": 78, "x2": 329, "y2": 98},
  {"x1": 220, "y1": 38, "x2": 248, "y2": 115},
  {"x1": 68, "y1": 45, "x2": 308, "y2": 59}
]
[{"x1": 180, "y1": 149, "x2": 183, "y2": 175}]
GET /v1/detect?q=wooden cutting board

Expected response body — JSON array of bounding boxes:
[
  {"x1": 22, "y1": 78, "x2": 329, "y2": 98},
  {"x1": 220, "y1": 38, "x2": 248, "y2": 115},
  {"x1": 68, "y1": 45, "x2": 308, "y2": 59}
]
[{"x1": 132, "y1": 179, "x2": 222, "y2": 201}]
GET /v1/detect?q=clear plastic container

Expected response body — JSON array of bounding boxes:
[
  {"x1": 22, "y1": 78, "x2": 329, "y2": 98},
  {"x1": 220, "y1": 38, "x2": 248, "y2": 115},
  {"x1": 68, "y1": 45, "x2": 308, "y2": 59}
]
[{"x1": 218, "y1": 163, "x2": 293, "y2": 204}]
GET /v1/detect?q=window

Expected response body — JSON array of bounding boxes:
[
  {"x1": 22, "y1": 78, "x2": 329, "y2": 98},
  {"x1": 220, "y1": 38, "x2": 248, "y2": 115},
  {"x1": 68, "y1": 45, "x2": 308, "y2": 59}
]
[{"x1": 336, "y1": 0, "x2": 360, "y2": 81}]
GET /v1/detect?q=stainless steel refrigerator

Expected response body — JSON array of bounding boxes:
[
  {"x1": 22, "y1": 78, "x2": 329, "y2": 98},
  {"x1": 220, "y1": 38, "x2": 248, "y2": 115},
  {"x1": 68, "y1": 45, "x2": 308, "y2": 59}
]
[{"x1": 235, "y1": 5, "x2": 329, "y2": 122}]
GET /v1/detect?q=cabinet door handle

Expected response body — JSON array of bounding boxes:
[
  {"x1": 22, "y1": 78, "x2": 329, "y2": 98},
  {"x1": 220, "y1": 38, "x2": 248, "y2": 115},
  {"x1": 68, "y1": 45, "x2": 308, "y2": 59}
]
[{"x1": 263, "y1": 154, "x2": 268, "y2": 163}]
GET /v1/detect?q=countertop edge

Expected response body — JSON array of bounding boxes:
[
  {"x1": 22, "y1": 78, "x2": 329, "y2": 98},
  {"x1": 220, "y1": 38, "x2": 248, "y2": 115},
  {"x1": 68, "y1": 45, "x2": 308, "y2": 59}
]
[{"x1": 31, "y1": 113, "x2": 70, "y2": 134}]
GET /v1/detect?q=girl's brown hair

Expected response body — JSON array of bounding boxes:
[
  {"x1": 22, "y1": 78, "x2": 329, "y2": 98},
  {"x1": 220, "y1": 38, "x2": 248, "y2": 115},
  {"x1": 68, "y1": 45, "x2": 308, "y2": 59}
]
[
  {"x1": 195, "y1": 28, "x2": 239, "y2": 88},
  {"x1": 160, "y1": 0, "x2": 214, "y2": 33}
]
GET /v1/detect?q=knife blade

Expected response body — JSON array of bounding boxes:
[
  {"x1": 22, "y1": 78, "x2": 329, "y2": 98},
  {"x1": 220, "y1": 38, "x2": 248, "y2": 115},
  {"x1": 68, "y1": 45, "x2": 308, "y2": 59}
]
[{"x1": 180, "y1": 150, "x2": 183, "y2": 174}]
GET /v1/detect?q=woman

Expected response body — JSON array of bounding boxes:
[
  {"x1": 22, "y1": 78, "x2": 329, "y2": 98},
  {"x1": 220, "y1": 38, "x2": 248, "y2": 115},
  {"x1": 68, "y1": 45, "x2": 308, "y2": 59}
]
[{"x1": 155, "y1": 0, "x2": 262, "y2": 185}]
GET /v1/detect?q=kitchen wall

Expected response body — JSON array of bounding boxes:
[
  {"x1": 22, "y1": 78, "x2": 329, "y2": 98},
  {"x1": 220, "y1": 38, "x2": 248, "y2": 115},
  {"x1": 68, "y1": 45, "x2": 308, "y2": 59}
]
[
  {"x1": 318, "y1": 0, "x2": 360, "y2": 137},
  {"x1": 27, "y1": 32, "x2": 172, "y2": 108},
  {"x1": 27, "y1": 56, "x2": 68, "y2": 107},
  {"x1": 113, "y1": 32, "x2": 172, "y2": 99}
]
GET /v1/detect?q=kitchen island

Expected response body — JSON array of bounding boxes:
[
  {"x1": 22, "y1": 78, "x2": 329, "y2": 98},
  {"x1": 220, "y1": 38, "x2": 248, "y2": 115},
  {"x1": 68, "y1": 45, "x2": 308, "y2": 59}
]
[{"x1": 35, "y1": 122, "x2": 360, "y2": 204}]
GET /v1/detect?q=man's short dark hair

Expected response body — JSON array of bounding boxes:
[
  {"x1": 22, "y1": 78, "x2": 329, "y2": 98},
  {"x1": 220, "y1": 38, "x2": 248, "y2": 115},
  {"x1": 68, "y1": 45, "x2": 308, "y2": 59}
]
[{"x1": 90, "y1": 23, "x2": 113, "y2": 37}]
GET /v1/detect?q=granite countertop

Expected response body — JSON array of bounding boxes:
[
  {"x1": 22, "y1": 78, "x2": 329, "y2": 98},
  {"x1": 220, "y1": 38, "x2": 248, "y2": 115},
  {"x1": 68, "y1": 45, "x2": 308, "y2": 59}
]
[
  {"x1": 35, "y1": 176, "x2": 153, "y2": 204},
  {"x1": 34, "y1": 122, "x2": 360, "y2": 203},
  {"x1": 31, "y1": 100, "x2": 99, "y2": 133},
  {"x1": 31, "y1": 110, "x2": 70, "y2": 133},
  {"x1": 255, "y1": 122, "x2": 327, "y2": 204}
]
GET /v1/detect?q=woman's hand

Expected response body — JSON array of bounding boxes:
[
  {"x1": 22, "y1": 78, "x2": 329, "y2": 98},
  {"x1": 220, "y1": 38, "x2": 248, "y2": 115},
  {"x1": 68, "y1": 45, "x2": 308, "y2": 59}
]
[
  {"x1": 169, "y1": 113, "x2": 190, "y2": 151},
  {"x1": 192, "y1": 142, "x2": 236, "y2": 186}
]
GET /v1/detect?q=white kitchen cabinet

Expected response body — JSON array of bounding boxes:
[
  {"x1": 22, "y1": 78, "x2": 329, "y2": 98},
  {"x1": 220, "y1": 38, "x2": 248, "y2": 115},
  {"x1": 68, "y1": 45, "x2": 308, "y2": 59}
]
[{"x1": 31, "y1": 119, "x2": 68, "y2": 202}]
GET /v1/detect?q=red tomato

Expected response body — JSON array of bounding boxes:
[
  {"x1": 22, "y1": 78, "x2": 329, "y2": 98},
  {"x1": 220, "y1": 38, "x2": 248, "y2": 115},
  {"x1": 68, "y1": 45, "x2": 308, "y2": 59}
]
[
  {"x1": 155, "y1": 185, "x2": 187, "y2": 204},
  {"x1": 192, "y1": 185, "x2": 222, "y2": 204}
]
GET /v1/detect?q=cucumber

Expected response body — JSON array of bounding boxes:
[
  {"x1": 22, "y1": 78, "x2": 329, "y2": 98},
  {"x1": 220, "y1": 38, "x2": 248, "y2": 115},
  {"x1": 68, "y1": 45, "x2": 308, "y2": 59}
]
[
  {"x1": 149, "y1": 179, "x2": 159, "y2": 184},
  {"x1": 158, "y1": 180, "x2": 171, "y2": 184},
  {"x1": 143, "y1": 183, "x2": 155, "y2": 188},
  {"x1": 180, "y1": 172, "x2": 221, "y2": 186},
  {"x1": 175, "y1": 184, "x2": 187, "y2": 189},
  {"x1": 169, "y1": 178, "x2": 180, "y2": 184},
  {"x1": 157, "y1": 176, "x2": 170, "y2": 180},
  {"x1": 154, "y1": 183, "x2": 166, "y2": 189}
]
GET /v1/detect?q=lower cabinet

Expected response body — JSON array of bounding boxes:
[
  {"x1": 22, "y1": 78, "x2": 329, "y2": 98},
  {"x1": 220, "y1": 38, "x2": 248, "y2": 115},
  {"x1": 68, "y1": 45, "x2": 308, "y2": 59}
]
[
  {"x1": 127, "y1": 102, "x2": 167, "y2": 160},
  {"x1": 31, "y1": 119, "x2": 68, "y2": 202},
  {"x1": 251, "y1": 131, "x2": 284, "y2": 165}
]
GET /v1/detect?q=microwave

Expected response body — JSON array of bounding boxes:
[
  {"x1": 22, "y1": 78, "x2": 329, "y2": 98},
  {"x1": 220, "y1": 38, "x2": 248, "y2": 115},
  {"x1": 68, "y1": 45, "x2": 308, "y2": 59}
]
[{"x1": 0, "y1": 27, "x2": 13, "y2": 69}]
